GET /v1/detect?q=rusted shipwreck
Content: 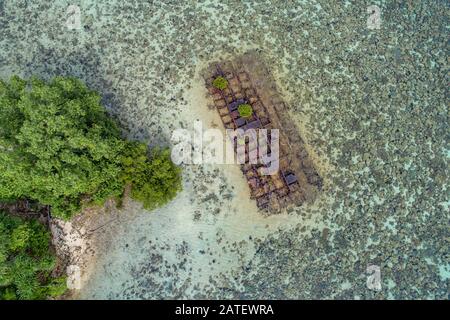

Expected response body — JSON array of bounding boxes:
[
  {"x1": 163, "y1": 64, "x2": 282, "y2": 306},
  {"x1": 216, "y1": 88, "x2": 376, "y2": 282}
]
[{"x1": 202, "y1": 51, "x2": 322, "y2": 214}]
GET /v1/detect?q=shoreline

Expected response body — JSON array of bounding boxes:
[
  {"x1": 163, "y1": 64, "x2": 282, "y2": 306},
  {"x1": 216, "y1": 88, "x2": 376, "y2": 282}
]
[{"x1": 72, "y1": 58, "x2": 330, "y2": 299}]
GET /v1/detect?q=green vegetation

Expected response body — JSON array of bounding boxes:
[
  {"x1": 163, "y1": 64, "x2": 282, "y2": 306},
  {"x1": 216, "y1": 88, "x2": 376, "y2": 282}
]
[
  {"x1": 0, "y1": 211, "x2": 66, "y2": 300},
  {"x1": 0, "y1": 76, "x2": 182, "y2": 220},
  {"x1": 119, "y1": 143, "x2": 182, "y2": 210},
  {"x1": 212, "y1": 76, "x2": 228, "y2": 90},
  {"x1": 237, "y1": 137, "x2": 246, "y2": 146},
  {"x1": 238, "y1": 103, "x2": 253, "y2": 118},
  {"x1": 0, "y1": 76, "x2": 182, "y2": 299}
]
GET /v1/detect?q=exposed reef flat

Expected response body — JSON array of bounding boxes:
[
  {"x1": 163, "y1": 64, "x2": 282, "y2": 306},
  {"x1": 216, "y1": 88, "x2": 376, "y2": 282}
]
[{"x1": 0, "y1": 0, "x2": 448, "y2": 299}]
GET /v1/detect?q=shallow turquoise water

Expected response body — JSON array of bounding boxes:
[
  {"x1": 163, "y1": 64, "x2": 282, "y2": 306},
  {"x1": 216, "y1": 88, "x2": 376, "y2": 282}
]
[{"x1": 0, "y1": 0, "x2": 448, "y2": 299}]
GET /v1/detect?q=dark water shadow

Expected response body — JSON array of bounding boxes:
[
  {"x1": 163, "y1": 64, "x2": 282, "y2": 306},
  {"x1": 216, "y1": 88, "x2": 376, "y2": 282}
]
[{"x1": 18, "y1": 46, "x2": 131, "y2": 137}]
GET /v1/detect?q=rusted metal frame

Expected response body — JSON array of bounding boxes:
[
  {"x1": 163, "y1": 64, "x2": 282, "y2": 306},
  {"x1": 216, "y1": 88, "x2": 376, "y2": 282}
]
[
  {"x1": 215, "y1": 64, "x2": 240, "y2": 129},
  {"x1": 206, "y1": 59, "x2": 304, "y2": 213}
]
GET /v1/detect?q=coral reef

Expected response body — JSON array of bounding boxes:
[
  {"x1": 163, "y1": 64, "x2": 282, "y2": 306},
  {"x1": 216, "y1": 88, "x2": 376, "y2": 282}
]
[{"x1": 0, "y1": 0, "x2": 447, "y2": 299}]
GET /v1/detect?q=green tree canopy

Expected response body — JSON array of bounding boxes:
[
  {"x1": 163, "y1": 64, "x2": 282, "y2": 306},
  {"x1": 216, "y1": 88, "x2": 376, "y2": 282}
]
[
  {"x1": 0, "y1": 211, "x2": 66, "y2": 300},
  {"x1": 237, "y1": 104, "x2": 253, "y2": 118},
  {"x1": 0, "y1": 76, "x2": 182, "y2": 219},
  {"x1": 119, "y1": 143, "x2": 182, "y2": 210},
  {"x1": 212, "y1": 76, "x2": 228, "y2": 90}
]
